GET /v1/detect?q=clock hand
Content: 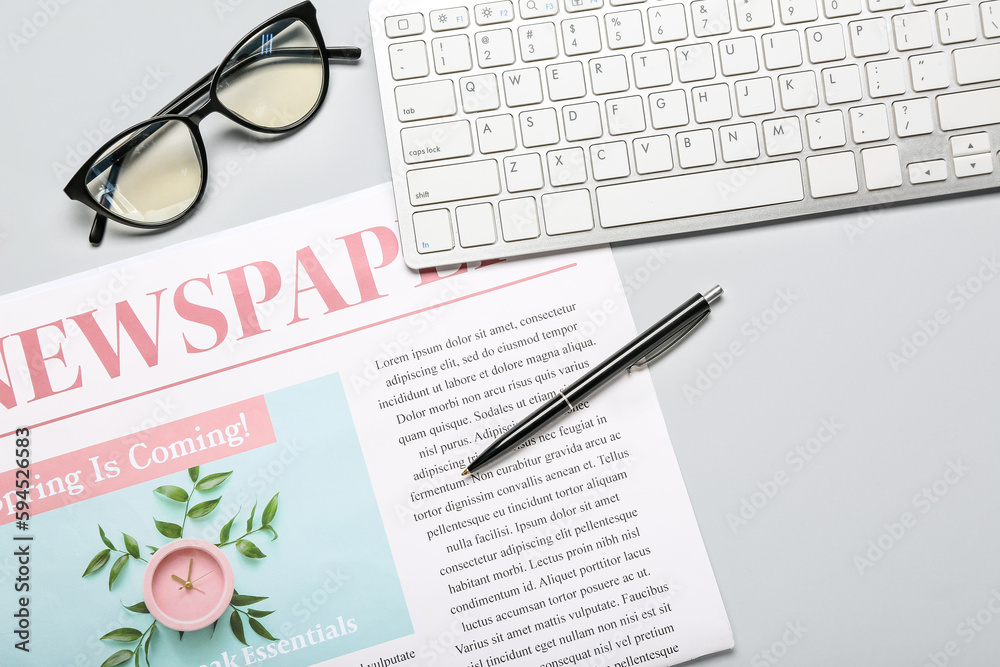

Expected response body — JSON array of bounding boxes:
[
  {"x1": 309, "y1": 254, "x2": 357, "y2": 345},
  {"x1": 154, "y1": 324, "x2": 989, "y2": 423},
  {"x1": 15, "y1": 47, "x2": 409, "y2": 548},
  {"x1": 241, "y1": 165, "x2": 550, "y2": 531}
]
[
  {"x1": 190, "y1": 570, "x2": 216, "y2": 584},
  {"x1": 187, "y1": 558, "x2": 194, "y2": 583},
  {"x1": 172, "y1": 574, "x2": 188, "y2": 585}
]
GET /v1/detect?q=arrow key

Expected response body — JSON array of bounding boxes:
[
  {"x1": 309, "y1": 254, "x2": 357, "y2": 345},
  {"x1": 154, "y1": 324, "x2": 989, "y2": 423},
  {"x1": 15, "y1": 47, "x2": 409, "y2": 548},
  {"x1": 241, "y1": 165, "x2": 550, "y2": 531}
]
[
  {"x1": 907, "y1": 159, "x2": 947, "y2": 184},
  {"x1": 950, "y1": 132, "x2": 990, "y2": 157},
  {"x1": 954, "y1": 153, "x2": 994, "y2": 178}
]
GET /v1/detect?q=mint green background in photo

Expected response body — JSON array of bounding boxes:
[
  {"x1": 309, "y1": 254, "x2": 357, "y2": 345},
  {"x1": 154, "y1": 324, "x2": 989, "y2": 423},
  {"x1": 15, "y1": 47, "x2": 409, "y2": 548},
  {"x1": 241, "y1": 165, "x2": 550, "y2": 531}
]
[{"x1": 0, "y1": 373, "x2": 412, "y2": 667}]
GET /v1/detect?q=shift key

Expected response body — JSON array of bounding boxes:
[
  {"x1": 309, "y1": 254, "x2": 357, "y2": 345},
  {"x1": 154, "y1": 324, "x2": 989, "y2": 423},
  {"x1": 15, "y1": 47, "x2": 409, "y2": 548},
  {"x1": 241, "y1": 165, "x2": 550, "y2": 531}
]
[{"x1": 407, "y1": 160, "x2": 501, "y2": 205}]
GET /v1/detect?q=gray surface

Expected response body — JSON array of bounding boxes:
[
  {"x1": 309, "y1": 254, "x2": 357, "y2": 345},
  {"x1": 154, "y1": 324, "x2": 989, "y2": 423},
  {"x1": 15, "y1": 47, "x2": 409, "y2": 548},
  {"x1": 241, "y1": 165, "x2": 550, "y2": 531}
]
[{"x1": 2, "y1": 1, "x2": 999, "y2": 665}]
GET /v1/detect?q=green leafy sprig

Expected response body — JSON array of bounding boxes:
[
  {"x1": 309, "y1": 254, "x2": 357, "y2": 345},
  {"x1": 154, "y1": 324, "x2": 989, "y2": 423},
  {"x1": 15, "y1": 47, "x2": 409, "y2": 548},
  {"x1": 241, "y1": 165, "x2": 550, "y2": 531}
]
[
  {"x1": 82, "y1": 525, "x2": 148, "y2": 589},
  {"x1": 229, "y1": 591, "x2": 278, "y2": 645},
  {"x1": 98, "y1": 604, "x2": 156, "y2": 667},
  {"x1": 215, "y1": 493, "x2": 279, "y2": 559},
  {"x1": 153, "y1": 466, "x2": 232, "y2": 539}
]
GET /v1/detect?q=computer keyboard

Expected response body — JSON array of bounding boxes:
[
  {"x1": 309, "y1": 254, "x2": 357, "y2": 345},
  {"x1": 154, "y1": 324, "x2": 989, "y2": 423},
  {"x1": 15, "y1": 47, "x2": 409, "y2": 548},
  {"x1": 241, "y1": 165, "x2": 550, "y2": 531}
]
[{"x1": 369, "y1": 0, "x2": 1000, "y2": 268}]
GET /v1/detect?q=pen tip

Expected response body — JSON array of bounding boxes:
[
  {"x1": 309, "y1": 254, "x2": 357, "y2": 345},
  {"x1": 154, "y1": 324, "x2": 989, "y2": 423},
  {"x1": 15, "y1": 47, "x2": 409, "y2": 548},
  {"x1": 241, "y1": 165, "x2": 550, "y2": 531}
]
[
  {"x1": 461, "y1": 469, "x2": 470, "y2": 476},
  {"x1": 703, "y1": 285, "x2": 723, "y2": 304}
]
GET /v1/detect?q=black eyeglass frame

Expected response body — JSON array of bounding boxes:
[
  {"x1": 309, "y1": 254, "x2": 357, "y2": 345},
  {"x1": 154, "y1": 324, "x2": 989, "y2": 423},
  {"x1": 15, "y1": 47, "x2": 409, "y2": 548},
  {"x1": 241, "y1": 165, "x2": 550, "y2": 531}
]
[{"x1": 63, "y1": 1, "x2": 361, "y2": 246}]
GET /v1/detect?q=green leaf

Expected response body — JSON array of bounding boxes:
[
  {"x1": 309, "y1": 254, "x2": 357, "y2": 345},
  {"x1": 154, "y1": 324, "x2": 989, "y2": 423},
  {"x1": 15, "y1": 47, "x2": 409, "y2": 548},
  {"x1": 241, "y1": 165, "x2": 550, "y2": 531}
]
[
  {"x1": 178, "y1": 631, "x2": 184, "y2": 642},
  {"x1": 195, "y1": 471, "x2": 232, "y2": 491},
  {"x1": 261, "y1": 493, "x2": 279, "y2": 527},
  {"x1": 220, "y1": 511, "x2": 239, "y2": 544},
  {"x1": 231, "y1": 594, "x2": 267, "y2": 607},
  {"x1": 144, "y1": 625, "x2": 155, "y2": 663},
  {"x1": 123, "y1": 533, "x2": 140, "y2": 559},
  {"x1": 235, "y1": 539, "x2": 266, "y2": 559},
  {"x1": 263, "y1": 525, "x2": 278, "y2": 541},
  {"x1": 100, "y1": 650, "x2": 133, "y2": 667},
  {"x1": 154, "y1": 519, "x2": 182, "y2": 539},
  {"x1": 153, "y1": 485, "x2": 189, "y2": 503},
  {"x1": 147, "y1": 545, "x2": 158, "y2": 555},
  {"x1": 84, "y1": 549, "x2": 111, "y2": 577},
  {"x1": 109, "y1": 554, "x2": 129, "y2": 590},
  {"x1": 247, "y1": 609, "x2": 274, "y2": 618},
  {"x1": 211, "y1": 620, "x2": 219, "y2": 638},
  {"x1": 133, "y1": 647, "x2": 139, "y2": 667},
  {"x1": 246, "y1": 501, "x2": 257, "y2": 533},
  {"x1": 187, "y1": 497, "x2": 221, "y2": 519},
  {"x1": 99, "y1": 525, "x2": 116, "y2": 550},
  {"x1": 123, "y1": 601, "x2": 149, "y2": 614},
  {"x1": 249, "y1": 618, "x2": 278, "y2": 641},
  {"x1": 230, "y1": 610, "x2": 247, "y2": 646},
  {"x1": 101, "y1": 627, "x2": 143, "y2": 642},
  {"x1": 188, "y1": 466, "x2": 200, "y2": 483}
]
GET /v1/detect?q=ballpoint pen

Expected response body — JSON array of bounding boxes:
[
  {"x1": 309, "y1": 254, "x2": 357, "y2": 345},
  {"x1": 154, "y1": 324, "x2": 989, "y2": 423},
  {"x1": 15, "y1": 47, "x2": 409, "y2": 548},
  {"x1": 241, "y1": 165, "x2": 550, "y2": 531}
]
[{"x1": 462, "y1": 285, "x2": 723, "y2": 476}]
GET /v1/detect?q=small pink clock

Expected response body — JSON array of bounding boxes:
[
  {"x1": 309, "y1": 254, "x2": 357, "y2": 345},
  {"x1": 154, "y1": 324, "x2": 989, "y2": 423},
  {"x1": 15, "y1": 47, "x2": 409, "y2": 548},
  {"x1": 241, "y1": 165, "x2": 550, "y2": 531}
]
[{"x1": 143, "y1": 538, "x2": 235, "y2": 631}]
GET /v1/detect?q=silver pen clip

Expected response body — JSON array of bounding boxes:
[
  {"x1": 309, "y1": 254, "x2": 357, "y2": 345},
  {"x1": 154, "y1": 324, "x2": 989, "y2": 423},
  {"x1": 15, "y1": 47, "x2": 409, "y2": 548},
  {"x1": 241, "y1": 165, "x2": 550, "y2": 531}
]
[{"x1": 627, "y1": 311, "x2": 709, "y2": 374}]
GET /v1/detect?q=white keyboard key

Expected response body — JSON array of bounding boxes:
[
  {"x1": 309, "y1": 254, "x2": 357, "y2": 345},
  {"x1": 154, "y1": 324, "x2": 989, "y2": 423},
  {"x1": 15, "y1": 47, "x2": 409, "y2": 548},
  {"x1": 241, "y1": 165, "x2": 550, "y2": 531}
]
[
  {"x1": 913, "y1": 0, "x2": 948, "y2": 7},
  {"x1": 676, "y1": 43, "x2": 717, "y2": 82},
  {"x1": 518, "y1": 22, "x2": 559, "y2": 61},
  {"x1": 763, "y1": 31, "x2": 803, "y2": 70},
  {"x1": 778, "y1": 70, "x2": 820, "y2": 109},
  {"x1": 542, "y1": 190, "x2": 595, "y2": 234},
  {"x1": 546, "y1": 62, "x2": 588, "y2": 100},
  {"x1": 676, "y1": 128, "x2": 717, "y2": 167},
  {"x1": 460, "y1": 73, "x2": 501, "y2": 112},
  {"x1": 849, "y1": 18, "x2": 890, "y2": 56},
  {"x1": 950, "y1": 132, "x2": 990, "y2": 157},
  {"x1": 476, "y1": 29, "x2": 516, "y2": 67},
  {"x1": 692, "y1": 0, "x2": 732, "y2": 36},
  {"x1": 596, "y1": 160, "x2": 803, "y2": 226},
  {"x1": 476, "y1": 114, "x2": 517, "y2": 152},
  {"x1": 395, "y1": 80, "x2": 457, "y2": 121},
  {"x1": 503, "y1": 153, "x2": 545, "y2": 191},
  {"x1": 936, "y1": 5, "x2": 977, "y2": 44},
  {"x1": 520, "y1": 0, "x2": 559, "y2": 18},
  {"x1": 430, "y1": 7, "x2": 471, "y2": 31},
  {"x1": 563, "y1": 101, "x2": 604, "y2": 139},
  {"x1": 590, "y1": 54, "x2": 630, "y2": 93},
  {"x1": 736, "y1": 77, "x2": 776, "y2": 116},
  {"x1": 806, "y1": 24, "x2": 846, "y2": 62},
  {"x1": 607, "y1": 95, "x2": 647, "y2": 134},
  {"x1": 867, "y1": 0, "x2": 904, "y2": 10},
  {"x1": 954, "y1": 44, "x2": 1000, "y2": 85},
  {"x1": 822, "y1": 0, "x2": 862, "y2": 17},
  {"x1": 633, "y1": 50, "x2": 673, "y2": 88},
  {"x1": 954, "y1": 153, "x2": 993, "y2": 177},
  {"x1": 390, "y1": 41, "x2": 429, "y2": 80},
  {"x1": 456, "y1": 203, "x2": 497, "y2": 246},
  {"x1": 779, "y1": 0, "x2": 819, "y2": 24},
  {"x1": 413, "y1": 209, "x2": 454, "y2": 253},
  {"x1": 737, "y1": 0, "x2": 776, "y2": 29},
  {"x1": 499, "y1": 196, "x2": 541, "y2": 240},
  {"x1": 692, "y1": 83, "x2": 733, "y2": 122},
  {"x1": 866, "y1": 59, "x2": 906, "y2": 97},
  {"x1": 648, "y1": 4, "x2": 689, "y2": 42},
  {"x1": 983, "y1": 1, "x2": 1000, "y2": 38},
  {"x1": 849, "y1": 104, "x2": 890, "y2": 142},
  {"x1": 633, "y1": 135, "x2": 674, "y2": 173},
  {"x1": 806, "y1": 109, "x2": 847, "y2": 149},
  {"x1": 821, "y1": 64, "x2": 862, "y2": 103},
  {"x1": 407, "y1": 160, "x2": 501, "y2": 205},
  {"x1": 475, "y1": 1, "x2": 515, "y2": 24},
  {"x1": 606, "y1": 10, "x2": 646, "y2": 48},
  {"x1": 861, "y1": 145, "x2": 902, "y2": 189},
  {"x1": 909, "y1": 52, "x2": 950, "y2": 91},
  {"x1": 590, "y1": 141, "x2": 631, "y2": 179},
  {"x1": 563, "y1": 16, "x2": 603, "y2": 54},
  {"x1": 402, "y1": 120, "x2": 474, "y2": 164},
  {"x1": 519, "y1": 107, "x2": 561, "y2": 146},
  {"x1": 806, "y1": 151, "x2": 858, "y2": 197},
  {"x1": 907, "y1": 160, "x2": 947, "y2": 183},
  {"x1": 548, "y1": 147, "x2": 588, "y2": 185},
  {"x1": 936, "y1": 87, "x2": 1000, "y2": 130},
  {"x1": 432, "y1": 35, "x2": 473, "y2": 73},
  {"x1": 720, "y1": 122, "x2": 761, "y2": 161},
  {"x1": 892, "y1": 12, "x2": 933, "y2": 51},
  {"x1": 566, "y1": 0, "x2": 606, "y2": 13},
  {"x1": 763, "y1": 116, "x2": 803, "y2": 154},
  {"x1": 649, "y1": 90, "x2": 690, "y2": 127},
  {"x1": 893, "y1": 98, "x2": 933, "y2": 136},
  {"x1": 610, "y1": 0, "x2": 646, "y2": 5},
  {"x1": 720, "y1": 37, "x2": 760, "y2": 76},
  {"x1": 503, "y1": 67, "x2": 544, "y2": 106},
  {"x1": 386, "y1": 14, "x2": 425, "y2": 38}
]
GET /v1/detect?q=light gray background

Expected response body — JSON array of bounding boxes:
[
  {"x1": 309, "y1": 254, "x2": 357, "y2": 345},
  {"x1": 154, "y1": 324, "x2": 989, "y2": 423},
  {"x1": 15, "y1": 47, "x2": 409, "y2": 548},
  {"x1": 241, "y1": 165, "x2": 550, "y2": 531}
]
[{"x1": 1, "y1": 1, "x2": 998, "y2": 665}]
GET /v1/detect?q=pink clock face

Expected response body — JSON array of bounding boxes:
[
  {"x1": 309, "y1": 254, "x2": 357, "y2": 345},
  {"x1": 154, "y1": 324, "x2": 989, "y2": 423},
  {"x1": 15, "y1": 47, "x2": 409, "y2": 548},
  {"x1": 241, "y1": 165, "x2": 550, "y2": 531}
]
[{"x1": 143, "y1": 538, "x2": 235, "y2": 631}]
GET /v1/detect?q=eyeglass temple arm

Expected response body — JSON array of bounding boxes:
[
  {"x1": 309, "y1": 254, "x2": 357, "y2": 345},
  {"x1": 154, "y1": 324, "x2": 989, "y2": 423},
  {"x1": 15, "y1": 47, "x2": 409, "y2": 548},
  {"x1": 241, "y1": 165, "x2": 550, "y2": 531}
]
[{"x1": 89, "y1": 45, "x2": 360, "y2": 246}]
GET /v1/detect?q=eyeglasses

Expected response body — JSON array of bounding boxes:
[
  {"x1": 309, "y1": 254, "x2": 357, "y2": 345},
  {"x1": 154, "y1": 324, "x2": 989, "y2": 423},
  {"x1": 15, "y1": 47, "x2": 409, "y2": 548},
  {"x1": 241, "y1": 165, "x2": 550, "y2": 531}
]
[{"x1": 63, "y1": 1, "x2": 360, "y2": 246}]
